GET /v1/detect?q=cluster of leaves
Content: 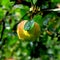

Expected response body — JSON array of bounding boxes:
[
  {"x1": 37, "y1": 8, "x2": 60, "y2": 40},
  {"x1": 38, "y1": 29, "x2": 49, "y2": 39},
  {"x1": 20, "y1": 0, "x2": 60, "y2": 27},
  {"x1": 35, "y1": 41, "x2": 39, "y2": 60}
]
[{"x1": 0, "y1": 0, "x2": 60, "y2": 60}]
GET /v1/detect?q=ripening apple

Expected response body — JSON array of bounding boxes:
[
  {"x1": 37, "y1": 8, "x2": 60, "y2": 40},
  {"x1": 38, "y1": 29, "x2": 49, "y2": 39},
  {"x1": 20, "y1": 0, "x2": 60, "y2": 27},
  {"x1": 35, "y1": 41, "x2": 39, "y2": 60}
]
[{"x1": 17, "y1": 20, "x2": 40, "y2": 41}]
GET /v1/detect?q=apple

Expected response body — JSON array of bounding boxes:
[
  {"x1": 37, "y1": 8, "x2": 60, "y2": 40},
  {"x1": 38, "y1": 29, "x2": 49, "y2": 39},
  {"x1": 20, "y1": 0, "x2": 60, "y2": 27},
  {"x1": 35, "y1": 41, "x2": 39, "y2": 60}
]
[{"x1": 17, "y1": 20, "x2": 40, "y2": 41}]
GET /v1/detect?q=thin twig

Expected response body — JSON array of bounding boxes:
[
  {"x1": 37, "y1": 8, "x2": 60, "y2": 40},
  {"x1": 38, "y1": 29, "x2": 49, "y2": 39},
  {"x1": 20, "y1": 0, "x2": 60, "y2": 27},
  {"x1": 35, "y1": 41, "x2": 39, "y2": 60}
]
[
  {"x1": 41, "y1": 8, "x2": 60, "y2": 12},
  {"x1": 47, "y1": 8, "x2": 60, "y2": 11}
]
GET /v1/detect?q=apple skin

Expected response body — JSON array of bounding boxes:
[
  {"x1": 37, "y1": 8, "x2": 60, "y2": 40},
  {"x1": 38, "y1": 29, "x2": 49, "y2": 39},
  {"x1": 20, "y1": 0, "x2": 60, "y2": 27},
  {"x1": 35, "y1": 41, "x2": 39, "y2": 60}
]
[
  {"x1": 5, "y1": 58, "x2": 13, "y2": 60},
  {"x1": 17, "y1": 20, "x2": 40, "y2": 41}
]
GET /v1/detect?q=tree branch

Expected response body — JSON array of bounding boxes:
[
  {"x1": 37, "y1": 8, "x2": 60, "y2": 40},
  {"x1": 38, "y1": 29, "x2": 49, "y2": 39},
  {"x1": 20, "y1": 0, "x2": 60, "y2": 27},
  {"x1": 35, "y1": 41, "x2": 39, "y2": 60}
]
[{"x1": 0, "y1": 12, "x2": 9, "y2": 41}]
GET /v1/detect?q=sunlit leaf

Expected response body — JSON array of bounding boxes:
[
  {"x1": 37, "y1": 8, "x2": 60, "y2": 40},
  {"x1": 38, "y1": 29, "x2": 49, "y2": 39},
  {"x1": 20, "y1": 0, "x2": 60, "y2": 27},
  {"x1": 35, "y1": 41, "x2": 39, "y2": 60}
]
[{"x1": 33, "y1": 0, "x2": 37, "y2": 4}]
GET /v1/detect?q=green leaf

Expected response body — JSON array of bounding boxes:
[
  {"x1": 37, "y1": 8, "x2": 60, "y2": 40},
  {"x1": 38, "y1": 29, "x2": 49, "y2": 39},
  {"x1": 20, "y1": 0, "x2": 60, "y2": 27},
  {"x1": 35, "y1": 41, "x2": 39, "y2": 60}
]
[
  {"x1": 0, "y1": 8, "x2": 5, "y2": 19},
  {"x1": 51, "y1": 0, "x2": 60, "y2": 3},
  {"x1": 1, "y1": 0, "x2": 14, "y2": 9},
  {"x1": 25, "y1": 0, "x2": 31, "y2": 2},
  {"x1": 33, "y1": 0, "x2": 37, "y2": 4},
  {"x1": 1, "y1": 0, "x2": 10, "y2": 6},
  {"x1": 33, "y1": 14, "x2": 43, "y2": 26},
  {"x1": 24, "y1": 20, "x2": 34, "y2": 31}
]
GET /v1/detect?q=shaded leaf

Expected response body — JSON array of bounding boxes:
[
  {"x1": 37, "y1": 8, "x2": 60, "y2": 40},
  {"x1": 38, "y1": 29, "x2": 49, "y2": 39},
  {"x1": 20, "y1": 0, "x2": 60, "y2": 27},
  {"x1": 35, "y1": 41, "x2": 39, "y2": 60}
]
[{"x1": 24, "y1": 20, "x2": 34, "y2": 31}]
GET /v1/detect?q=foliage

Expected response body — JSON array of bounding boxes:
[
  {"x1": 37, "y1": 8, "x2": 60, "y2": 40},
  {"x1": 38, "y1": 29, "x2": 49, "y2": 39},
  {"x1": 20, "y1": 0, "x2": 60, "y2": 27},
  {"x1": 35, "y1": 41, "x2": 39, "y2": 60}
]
[{"x1": 0, "y1": 0, "x2": 60, "y2": 60}]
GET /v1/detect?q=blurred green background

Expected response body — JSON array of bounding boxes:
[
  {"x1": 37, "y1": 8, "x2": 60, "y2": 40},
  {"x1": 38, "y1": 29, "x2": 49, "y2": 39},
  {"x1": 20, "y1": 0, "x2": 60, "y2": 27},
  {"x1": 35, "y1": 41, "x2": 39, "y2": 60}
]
[{"x1": 0, "y1": 0, "x2": 60, "y2": 60}]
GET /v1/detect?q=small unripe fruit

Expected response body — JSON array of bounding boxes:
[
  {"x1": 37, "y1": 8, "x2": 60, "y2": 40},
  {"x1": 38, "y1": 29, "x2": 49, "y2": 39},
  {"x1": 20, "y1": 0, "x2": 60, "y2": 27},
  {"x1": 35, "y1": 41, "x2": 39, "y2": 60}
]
[{"x1": 17, "y1": 20, "x2": 40, "y2": 41}]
